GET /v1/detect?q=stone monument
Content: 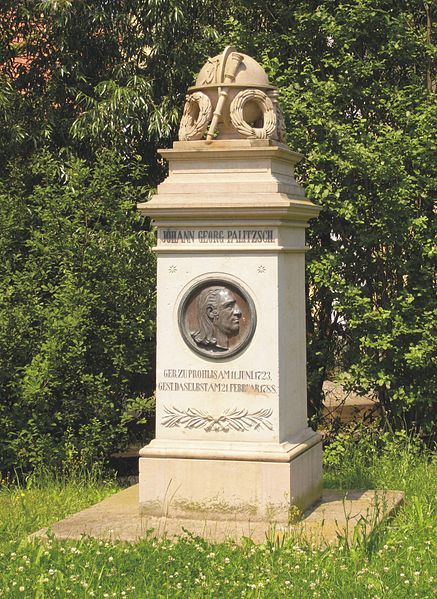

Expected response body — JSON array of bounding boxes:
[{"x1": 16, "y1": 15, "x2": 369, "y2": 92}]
[{"x1": 137, "y1": 47, "x2": 322, "y2": 526}]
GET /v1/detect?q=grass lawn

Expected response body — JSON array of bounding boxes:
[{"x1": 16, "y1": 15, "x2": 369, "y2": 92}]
[{"x1": 0, "y1": 430, "x2": 435, "y2": 598}]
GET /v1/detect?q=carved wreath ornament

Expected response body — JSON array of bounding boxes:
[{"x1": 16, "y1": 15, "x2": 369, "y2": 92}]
[
  {"x1": 162, "y1": 406, "x2": 273, "y2": 433},
  {"x1": 230, "y1": 89, "x2": 276, "y2": 139},
  {"x1": 178, "y1": 92, "x2": 212, "y2": 141}
]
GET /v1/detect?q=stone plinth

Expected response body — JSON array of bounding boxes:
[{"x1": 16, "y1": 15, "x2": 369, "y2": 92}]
[{"x1": 137, "y1": 138, "x2": 322, "y2": 524}]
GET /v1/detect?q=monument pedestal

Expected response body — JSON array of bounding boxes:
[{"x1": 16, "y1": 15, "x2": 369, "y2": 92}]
[
  {"x1": 140, "y1": 435, "x2": 322, "y2": 522},
  {"x1": 138, "y1": 139, "x2": 322, "y2": 525},
  {"x1": 29, "y1": 50, "x2": 402, "y2": 546}
]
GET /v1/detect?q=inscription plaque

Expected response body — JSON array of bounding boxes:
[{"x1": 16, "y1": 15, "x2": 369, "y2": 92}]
[
  {"x1": 178, "y1": 278, "x2": 256, "y2": 359},
  {"x1": 160, "y1": 228, "x2": 275, "y2": 244}
]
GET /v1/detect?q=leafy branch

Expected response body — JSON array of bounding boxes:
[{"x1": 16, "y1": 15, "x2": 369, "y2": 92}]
[{"x1": 162, "y1": 406, "x2": 273, "y2": 432}]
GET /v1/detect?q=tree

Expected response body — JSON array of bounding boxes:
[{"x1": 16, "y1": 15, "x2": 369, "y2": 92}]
[
  {"x1": 0, "y1": 1, "x2": 435, "y2": 471},
  {"x1": 0, "y1": 0, "x2": 226, "y2": 469},
  {"x1": 0, "y1": 149, "x2": 157, "y2": 470},
  {"x1": 217, "y1": 0, "x2": 436, "y2": 431},
  {"x1": 0, "y1": 0, "x2": 222, "y2": 177}
]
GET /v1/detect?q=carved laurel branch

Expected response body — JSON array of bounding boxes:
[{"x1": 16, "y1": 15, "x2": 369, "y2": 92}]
[
  {"x1": 230, "y1": 89, "x2": 277, "y2": 139},
  {"x1": 178, "y1": 92, "x2": 212, "y2": 141},
  {"x1": 162, "y1": 406, "x2": 273, "y2": 433}
]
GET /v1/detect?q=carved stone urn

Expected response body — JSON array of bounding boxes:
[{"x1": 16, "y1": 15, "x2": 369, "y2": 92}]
[{"x1": 137, "y1": 48, "x2": 322, "y2": 533}]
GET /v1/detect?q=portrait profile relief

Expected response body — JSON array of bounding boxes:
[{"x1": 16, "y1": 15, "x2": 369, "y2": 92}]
[{"x1": 179, "y1": 279, "x2": 256, "y2": 359}]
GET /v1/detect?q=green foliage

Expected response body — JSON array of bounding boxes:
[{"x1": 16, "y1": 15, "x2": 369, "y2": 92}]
[
  {"x1": 0, "y1": 435, "x2": 435, "y2": 597},
  {"x1": 323, "y1": 426, "x2": 431, "y2": 490},
  {"x1": 0, "y1": 150, "x2": 156, "y2": 470},
  {"x1": 0, "y1": 0, "x2": 221, "y2": 174},
  {"x1": 0, "y1": 0, "x2": 435, "y2": 470},
  {"x1": 0, "y1": 468, "x2": 119, "y2": 546},
  {"x1": 217, "y1": 1, "x2": 436, "y2": 431}
]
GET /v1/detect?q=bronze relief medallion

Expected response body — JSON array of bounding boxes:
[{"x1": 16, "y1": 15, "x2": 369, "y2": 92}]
[{"x1": 178, "y1": 278, "x2": 256, "y2": 359}]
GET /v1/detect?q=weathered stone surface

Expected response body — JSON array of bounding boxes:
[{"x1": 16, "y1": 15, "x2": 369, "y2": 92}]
[
  {"x1": 140, "y1": 439, "x2": 323, "y2": 522},
  {"x1": 30, "y1": 485, "x2": 404, "y2": 546},
  {"x1": 177, "y1": 47, "x2": 285, "y2": 142}
]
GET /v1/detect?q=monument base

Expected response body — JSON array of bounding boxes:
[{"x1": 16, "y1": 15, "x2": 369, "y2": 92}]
[
  {"x1": 139, "y1": 432, "x2": 322, "y2": 522},
  {"x1": 31, "y1": 484, "x2": 404, "y2": 545}
]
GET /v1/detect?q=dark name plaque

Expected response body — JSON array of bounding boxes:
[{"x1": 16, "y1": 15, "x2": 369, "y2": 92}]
[{"x1": 178, "y1": 278, "x2": 256, "y2": 359}]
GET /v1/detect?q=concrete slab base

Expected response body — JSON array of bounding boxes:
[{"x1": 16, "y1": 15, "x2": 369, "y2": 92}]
[{"x1": 31, "y1": 485, "x2": 404, "y2": 545}]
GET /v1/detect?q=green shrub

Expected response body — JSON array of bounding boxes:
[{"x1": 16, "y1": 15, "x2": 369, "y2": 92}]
[
  {"x1": 324, "y1": 426, "x2": 432, "y2": 491},
  {"x1": 0, "y1": 149, "x2": 156, "y2": 471},
  {"x1": 218, "y1": 1, "x2": 436, "y2": 432},
  {"x1": 1, "y1": 2, "x2": 435, "y2": 470}
]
